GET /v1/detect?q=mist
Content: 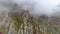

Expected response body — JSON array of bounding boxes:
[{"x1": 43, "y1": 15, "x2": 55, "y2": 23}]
[
  {"x1": 0, "y1": 0, "x2": 60, "y2": 17},
  {"x1": 11, "y1": 0, "x2": 60, "y2": 17}
]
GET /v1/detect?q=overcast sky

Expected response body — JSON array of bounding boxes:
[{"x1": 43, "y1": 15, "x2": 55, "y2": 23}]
[
  {"x1": 0, "y1": 0, "x2": 60, "y2": 17},
  {"x1": 11, "y1": 0, "x2": 60, "y2": 16}
]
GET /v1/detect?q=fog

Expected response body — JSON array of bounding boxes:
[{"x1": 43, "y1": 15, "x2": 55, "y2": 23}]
[
  {"x1": 0, "y1": 0, "x2": 60, "y2": 17},
  {"x1": 11, "y1": 0, "x2": 60, "y2": 17}
]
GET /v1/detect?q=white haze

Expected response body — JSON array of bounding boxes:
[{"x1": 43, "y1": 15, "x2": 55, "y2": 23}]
[
  {"x1": 0, "y1": 0, "x2": 60, "y2": 17},
  {"x1": 11, "y1": 0, "x2": 60, "y2": 17}
]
